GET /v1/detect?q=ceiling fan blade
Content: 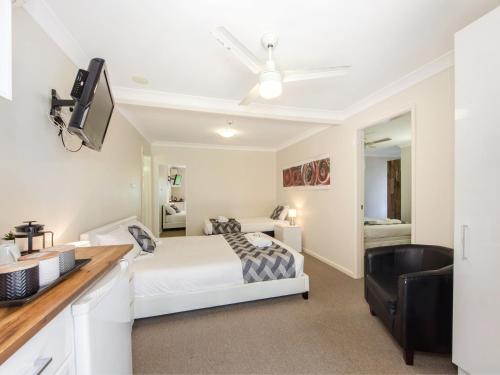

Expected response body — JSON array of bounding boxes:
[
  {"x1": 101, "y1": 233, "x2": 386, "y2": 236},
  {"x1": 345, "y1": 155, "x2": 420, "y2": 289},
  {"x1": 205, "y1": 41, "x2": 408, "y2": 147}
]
[
  {"x1": 283, "y1": 66, "x2": 351, "y2": 83},
  {"x1": 365, "y1": 137, "x2": 392, "y2": 146},
  {"x1": 239, "y1": 84, "x2": 260, "y2": 106},
  {"x1": 212, "y1": 27, "x2": 263, "y2": 74}
]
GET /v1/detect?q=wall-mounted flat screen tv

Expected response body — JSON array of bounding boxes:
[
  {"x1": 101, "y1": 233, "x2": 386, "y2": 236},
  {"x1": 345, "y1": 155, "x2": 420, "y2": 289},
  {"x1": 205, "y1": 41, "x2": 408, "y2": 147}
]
[{"x1": 68, "y1": 58, "x2": 114, "y2": 151}]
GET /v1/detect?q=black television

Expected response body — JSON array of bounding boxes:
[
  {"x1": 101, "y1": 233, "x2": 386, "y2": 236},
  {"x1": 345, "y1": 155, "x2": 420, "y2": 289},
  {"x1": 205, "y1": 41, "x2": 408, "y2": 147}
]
[{"x1": 68, "y1": 58, "x2": 114, "y2": 151}]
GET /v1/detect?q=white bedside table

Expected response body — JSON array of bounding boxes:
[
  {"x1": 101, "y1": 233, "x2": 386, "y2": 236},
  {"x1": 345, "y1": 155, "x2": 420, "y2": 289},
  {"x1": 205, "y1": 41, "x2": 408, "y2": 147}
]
[{"x1": 274, "y1": 223, "x2": 302, "y2": 252}]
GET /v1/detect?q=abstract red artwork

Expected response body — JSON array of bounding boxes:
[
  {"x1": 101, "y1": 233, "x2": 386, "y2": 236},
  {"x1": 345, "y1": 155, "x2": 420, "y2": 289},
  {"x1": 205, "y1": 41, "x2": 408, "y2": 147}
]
[{"x1": 283, "y1": 156, "x2": 331, "y2": 188}]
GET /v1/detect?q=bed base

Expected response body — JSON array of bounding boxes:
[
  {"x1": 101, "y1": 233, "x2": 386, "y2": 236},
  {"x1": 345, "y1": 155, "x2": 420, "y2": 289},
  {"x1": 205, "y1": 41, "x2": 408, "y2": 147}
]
[{"x1": 134, "y1": 274, "x2": 309, "y2": 319}]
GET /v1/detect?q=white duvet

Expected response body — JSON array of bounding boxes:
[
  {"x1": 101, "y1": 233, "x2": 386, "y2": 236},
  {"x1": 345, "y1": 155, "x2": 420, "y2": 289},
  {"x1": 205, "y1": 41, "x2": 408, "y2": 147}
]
[
  {"x1": 204, "y1": 217, "x2": 289, "y2": 235},
  {"x1": 163, "y1": 210, "x2": 186, "y2": 224},
  {"x1": 364, "y1": 223, "x2": 412, "y2": 239},
  {"x1": 132, "y1": 233, "x2": 304, "y2": 298}
]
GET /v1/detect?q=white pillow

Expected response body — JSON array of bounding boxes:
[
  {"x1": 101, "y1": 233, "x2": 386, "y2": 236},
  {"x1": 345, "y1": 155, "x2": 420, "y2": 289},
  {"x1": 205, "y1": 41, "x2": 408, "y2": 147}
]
[
  {"x1": 95, "y1": 228, "x2": 142, "y2": 259},
  {"x1": 165, "y1": 205, "x2": 177, "y2": 215},
  {"x1": 278, "y1": 206, "x2": 289, "y2": 221},
  {"x1": 121, "y1": 220, "x2": 161, "y2": 245}
]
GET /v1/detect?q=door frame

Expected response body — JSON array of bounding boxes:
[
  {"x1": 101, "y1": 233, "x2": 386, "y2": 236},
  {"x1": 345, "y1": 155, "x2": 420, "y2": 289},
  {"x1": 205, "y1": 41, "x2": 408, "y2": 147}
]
[
  {"x1": 141, "y1": 151, "x2": 152, "y2": 231},
  {"x1": 354, "y1": 105, "x2": 417, "y2": 278}
]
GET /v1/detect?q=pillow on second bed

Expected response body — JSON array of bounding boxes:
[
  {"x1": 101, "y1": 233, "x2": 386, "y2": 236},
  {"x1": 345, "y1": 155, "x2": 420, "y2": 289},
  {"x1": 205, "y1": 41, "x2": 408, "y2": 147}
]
[
  {"x1": 278, "y1": 206, "x2": 289, "y2": 220},
  {"x1": 270, "y1": 206, "x2": 283, "y2": 219},
  {"x1": 165, "y1": 205, "x2": 177, "y2": 215},
  {"x1": 128, "y1": 225, "x2": 156, "y2": 253},
  {"x1": 270, "y1": 205, "x2": 289, "y2": 220}
]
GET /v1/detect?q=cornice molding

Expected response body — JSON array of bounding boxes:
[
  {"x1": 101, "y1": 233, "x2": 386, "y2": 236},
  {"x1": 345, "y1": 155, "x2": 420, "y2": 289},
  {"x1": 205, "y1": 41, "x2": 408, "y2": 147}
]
[
  {"x1": 342, "y1": 51, "x2": 454, "y2": 118},
  {"x1": 152, "y1": 141, "x2": 276, "y2": 152},
  {"x1": 23, "y1": 0, "x2": 89, "y2": 68}
]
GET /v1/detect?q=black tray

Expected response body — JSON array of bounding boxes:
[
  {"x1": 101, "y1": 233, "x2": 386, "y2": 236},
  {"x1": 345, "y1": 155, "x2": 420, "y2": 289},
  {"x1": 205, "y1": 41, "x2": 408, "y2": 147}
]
[{"x1": 0, "y1": 258, "x2": 92, "y2": 307}]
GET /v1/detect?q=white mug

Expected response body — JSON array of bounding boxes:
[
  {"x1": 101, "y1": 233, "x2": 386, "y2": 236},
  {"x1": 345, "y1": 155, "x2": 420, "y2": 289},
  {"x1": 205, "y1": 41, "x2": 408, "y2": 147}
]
[{"x1": 0, "y1": 244, "x2": 21, "y2": 265}]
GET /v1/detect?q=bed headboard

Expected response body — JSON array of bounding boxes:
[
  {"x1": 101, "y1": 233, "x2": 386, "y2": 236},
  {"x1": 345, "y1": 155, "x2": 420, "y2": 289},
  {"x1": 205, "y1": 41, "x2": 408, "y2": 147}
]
[{"x1": 80, "y1": 216, "x2": 138, "y2": 244}]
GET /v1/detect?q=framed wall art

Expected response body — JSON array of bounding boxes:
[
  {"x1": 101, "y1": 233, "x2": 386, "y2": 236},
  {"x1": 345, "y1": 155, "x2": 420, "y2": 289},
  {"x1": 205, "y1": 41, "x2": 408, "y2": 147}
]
[{"x1": 282, "y1": 154, "x2": 331, "y2": 189}]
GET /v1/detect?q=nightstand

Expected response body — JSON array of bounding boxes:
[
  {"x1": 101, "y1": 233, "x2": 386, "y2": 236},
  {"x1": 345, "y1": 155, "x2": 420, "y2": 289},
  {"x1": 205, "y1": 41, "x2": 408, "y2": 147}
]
[{"x1": 274, "y1": 223, "x2": 302, "y2": 252}]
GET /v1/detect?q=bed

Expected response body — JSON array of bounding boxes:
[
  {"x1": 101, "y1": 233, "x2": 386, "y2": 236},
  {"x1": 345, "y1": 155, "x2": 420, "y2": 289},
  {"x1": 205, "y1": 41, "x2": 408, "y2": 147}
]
[
  {"x1": 162, "y1": 205, "x2": 186, "y2": 230},
  {"x1": 204, "y1": 217, "x2": 289, "y2": 235},
  {"x1": 364, "y1": 218, "x2": 411, "y2": 249},
  {"x1": 80, "y1": 216, "x2": 309, "y2": 319}
]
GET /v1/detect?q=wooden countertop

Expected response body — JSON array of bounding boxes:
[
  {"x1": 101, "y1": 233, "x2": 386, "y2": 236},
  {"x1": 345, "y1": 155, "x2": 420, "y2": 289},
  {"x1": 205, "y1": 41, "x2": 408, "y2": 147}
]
[{"x1": 0, "y1": 244, "x2": 132, "y2": 365}]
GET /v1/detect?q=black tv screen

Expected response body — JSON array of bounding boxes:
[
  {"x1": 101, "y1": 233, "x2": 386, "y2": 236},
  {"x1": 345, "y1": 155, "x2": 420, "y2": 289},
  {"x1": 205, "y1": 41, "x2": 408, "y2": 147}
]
[{"x1": 68, "y1": 58, "x2": 114, "y2": 151}]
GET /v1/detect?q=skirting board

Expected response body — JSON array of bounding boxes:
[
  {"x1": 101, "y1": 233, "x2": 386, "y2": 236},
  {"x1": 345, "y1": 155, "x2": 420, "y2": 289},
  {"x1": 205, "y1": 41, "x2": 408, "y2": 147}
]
[
  {"x1": 134, "y1": 274, "x2": 309, "y2": 319},
  {"x1": 303, "y1": 248, "x2": 358, "y2": 279}
]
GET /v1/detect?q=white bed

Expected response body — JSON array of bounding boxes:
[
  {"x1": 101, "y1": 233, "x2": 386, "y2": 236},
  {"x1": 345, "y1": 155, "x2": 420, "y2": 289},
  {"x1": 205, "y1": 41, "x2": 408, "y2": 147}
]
[
  {"x1": 364, "y1": 222, "x2": 412, "y2": 249},
  {"x1": 162, "y1": 205, "x2": 186, "y2": 229},
  {"x1": 81, "y1": 216, "x2": 309, "y2": 319},
  {"x1": 204, "y1": 216, "x2": 289, "y2": 235}
]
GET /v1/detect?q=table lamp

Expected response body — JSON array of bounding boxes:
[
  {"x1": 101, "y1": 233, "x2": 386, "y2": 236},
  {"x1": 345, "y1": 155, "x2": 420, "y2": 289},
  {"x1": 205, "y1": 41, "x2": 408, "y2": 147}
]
[{"x1": 288, "y1": 209, "x2": 297, "y2": 226}]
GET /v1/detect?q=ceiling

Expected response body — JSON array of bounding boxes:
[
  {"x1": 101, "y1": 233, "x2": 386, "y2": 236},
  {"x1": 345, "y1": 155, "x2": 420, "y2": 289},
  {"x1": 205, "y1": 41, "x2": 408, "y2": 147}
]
[
  {"x1": 27, "y1": 0, "x2": 500, "y2": 148},
  {"x1": 364, "y1": 112, "x2": 411, "y2": 157},
  {"x1": 119, "y1": 105, "x2": 327, "y2": 150}
]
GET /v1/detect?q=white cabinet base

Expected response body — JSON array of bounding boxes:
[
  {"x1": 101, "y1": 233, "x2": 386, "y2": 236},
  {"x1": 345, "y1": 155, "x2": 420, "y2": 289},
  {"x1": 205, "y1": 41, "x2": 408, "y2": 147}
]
[
  {"x1": 0, "y1": 306, "x2": 75, "y2": 375},
  {"x1": 274, "y1": 224, "x2": 302, "y2": 252}
]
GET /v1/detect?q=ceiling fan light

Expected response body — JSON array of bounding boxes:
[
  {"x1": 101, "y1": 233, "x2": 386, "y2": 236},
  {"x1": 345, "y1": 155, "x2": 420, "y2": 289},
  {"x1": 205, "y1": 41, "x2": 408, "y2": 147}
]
[
  {"x1": 259, "y1": 71, "x2": 282, "y2": 99},
  {"x1": 259, "y1": 81, "x2": 282, "y2": 99}
]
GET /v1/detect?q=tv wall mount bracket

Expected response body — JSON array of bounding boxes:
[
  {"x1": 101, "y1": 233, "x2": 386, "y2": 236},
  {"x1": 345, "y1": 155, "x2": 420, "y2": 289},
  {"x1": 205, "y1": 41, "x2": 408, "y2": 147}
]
[{"x1": 50, "y1": 69, "x2": 89, "y2": 120}]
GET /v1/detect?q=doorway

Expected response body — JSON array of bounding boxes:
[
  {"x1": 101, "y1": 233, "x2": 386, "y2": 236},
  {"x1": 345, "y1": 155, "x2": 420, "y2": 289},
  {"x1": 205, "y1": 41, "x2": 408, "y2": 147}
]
[
  {"x1": 158, "y1": 164, "x2": 187, "y2": 237},
  {"x1": 356, "y1": 109, "x2": 416, "y2": 276}
]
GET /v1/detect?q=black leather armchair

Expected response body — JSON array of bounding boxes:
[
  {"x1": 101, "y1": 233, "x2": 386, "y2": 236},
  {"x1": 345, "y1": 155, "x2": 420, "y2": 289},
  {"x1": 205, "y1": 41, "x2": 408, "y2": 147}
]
[{"x1": 364, "y1": 244, "x2": 453, "y2": 365}]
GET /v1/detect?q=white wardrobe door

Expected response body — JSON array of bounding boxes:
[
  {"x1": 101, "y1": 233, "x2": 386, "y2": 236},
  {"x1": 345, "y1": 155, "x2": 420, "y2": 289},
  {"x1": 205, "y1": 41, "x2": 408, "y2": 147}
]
[{"x1": 453, "y1": 6, "x2": 500, "y2": 374}]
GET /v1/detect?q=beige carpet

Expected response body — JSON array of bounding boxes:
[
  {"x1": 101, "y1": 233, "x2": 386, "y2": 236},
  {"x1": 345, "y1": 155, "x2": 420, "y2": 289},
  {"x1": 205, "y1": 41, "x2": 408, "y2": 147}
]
[{"x1": 132, "y1": 254, "x2": 456, "y2": 374}]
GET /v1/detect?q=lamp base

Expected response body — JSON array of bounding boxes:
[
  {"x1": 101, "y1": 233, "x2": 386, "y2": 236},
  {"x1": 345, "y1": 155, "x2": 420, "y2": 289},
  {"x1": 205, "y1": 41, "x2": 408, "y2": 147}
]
[{"x1": 289, "y1": 217, "x2": 296, "y2": 226}]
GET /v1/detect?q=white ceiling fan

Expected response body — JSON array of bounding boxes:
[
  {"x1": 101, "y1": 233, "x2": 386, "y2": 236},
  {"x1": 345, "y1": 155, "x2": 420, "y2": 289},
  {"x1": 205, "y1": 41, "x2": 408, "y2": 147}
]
[
  {"x1": 212, "y1": 27, "x2": 351, "y2": 105},
  {"x1": 364, "y1": 137, "x2": 392, "y2": 148}
]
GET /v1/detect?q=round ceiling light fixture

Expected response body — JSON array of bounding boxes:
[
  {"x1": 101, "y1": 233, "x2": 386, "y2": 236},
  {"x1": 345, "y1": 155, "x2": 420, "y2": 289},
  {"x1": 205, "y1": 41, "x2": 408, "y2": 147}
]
[{"x1": 217, "y1": 121, "x2": 236, "y2": 138}]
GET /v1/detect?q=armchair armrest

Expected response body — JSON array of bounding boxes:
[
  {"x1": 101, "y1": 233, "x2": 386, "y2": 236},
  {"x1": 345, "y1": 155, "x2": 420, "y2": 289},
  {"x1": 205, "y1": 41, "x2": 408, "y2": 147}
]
[{"x1": 394, "y1": 265, "x2": 453, "y2": 352}]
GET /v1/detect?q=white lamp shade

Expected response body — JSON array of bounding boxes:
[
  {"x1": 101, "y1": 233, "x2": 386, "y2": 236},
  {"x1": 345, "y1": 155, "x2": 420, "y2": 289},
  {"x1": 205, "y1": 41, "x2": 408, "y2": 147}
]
[
  {"x1": 259, "y1": 71, "x2": 282, "y2": 99},
  {"x1": 259, "y1": 80, "x2": 282, "y2": 99},
  {"x1": 288, "y1": 209, "x2": 297, "y2": 218}
]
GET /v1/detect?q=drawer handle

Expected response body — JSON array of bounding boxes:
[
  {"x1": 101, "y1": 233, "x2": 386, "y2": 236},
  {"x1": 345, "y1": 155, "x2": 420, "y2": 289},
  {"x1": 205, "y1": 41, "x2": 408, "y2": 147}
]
[{"x1": 33, "y1": 357, "x2": 52, "y2": 375}]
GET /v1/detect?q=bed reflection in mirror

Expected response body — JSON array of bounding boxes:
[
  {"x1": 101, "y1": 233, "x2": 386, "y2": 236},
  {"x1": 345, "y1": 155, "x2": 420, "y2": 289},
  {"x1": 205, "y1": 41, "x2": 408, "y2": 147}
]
[{"x1": 159, "y1": 165, "x2": 187, "y2": 238}]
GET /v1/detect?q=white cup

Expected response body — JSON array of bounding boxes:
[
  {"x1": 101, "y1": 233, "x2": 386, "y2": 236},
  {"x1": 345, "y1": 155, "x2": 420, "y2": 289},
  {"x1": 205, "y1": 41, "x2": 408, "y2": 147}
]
[{"x1": 0, "y1": 244, "x2": 21, "y2": 265}]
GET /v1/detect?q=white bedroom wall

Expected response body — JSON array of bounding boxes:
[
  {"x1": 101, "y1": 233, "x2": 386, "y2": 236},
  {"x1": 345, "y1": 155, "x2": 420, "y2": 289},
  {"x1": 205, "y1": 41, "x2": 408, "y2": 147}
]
[
  {"x1": 364, "y1": 156, "x2": 396, "y2": 219},
  {"x1": 277, "y1": 68, "x2": 454, "y2": 278},
  {"x1": 152, "y1": 145, "x2": 276, "y2": 236},
  {"x1": 400, "y1": 145, "x2": 412, "y2": 223},
  {"x1": 0, "y1": 9, "x2": 150, "y2": 244}
]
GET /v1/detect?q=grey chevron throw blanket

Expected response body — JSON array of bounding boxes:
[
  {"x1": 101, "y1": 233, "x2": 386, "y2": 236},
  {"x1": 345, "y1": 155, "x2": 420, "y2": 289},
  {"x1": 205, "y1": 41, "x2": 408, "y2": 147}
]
[
  {"x1": 223, "y1": 233, "x2": 296, "y2": 283},
  {"x1": 209, "y1": 218, "x2": 241, "y2": 234}
]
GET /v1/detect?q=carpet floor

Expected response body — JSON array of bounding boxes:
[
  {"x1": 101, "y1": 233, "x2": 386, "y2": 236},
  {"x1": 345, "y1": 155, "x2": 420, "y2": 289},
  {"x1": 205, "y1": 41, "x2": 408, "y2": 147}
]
[
  {"x1": 160, "y1": 229, "x2": 186, "y2": 238},
  {"x1": 132, "y1": 254, "x2": 456, "y2": 374}
]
